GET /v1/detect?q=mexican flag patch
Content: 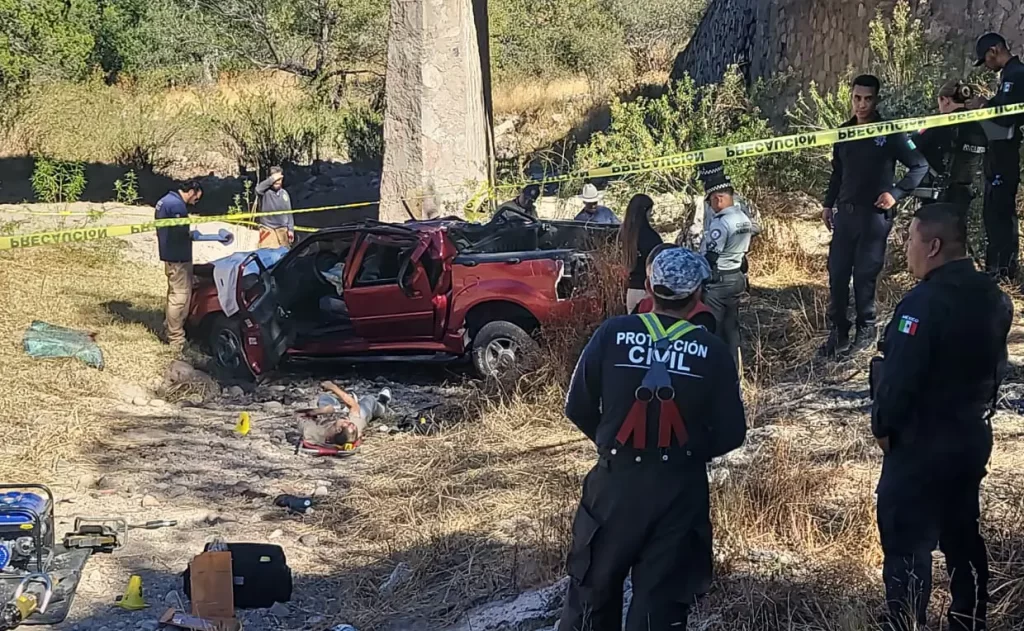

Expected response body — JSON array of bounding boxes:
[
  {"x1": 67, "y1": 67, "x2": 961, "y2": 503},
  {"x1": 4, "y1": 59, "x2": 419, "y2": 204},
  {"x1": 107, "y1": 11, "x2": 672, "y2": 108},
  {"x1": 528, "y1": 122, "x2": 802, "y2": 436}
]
[{"x1": 898, "y1": 315, "x2": 919, "y2": 336}]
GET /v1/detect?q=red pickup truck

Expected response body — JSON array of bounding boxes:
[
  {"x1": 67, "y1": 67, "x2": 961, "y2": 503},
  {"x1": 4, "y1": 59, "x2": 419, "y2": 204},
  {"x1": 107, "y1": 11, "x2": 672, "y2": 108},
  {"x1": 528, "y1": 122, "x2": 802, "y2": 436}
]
[{"x1": 187, "y1": 213, "x2": 619, "y2": 379}]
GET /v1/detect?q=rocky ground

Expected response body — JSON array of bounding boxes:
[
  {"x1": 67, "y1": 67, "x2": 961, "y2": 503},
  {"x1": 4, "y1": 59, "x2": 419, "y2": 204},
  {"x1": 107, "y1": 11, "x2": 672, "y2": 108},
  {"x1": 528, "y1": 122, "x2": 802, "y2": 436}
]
[
  {"x1": 34, "y1": 366, "x2": 468, "y2": 631},
  {"x1": 5, "y1": 199, "x2": 1024, "y2": 631}
]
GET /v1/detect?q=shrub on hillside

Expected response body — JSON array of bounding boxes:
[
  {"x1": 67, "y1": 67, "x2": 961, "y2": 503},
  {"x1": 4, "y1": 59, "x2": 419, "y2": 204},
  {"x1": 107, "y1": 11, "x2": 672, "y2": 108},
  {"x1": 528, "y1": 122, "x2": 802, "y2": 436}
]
[
  {"x1": 785, "y1": 0, "x2": 952, "y2": 193},
  {"x1": 214, "y1": 94, "x2": 331, "y2": 174},
  {"x1": 607, "y1": 0, "x2": 707, "y2": 76},
  {"x1": 14, "y1": 79, "x2": 183, "y2": 170},
  {"x1": 788, "y1": 0, "x2": 947, "y2": 135},
  {"x1": 31, "y1": 157, "x2": 86, "y2": 205},
  {"x1": 489, "y1": 0, "x2": 631, "y2": 83},
  {"x1": 338, "y1": 103, "x2": 384, "y2": 169},
  {"x1": 573, "y1": 67, "x2": 812, "y2": 209}
]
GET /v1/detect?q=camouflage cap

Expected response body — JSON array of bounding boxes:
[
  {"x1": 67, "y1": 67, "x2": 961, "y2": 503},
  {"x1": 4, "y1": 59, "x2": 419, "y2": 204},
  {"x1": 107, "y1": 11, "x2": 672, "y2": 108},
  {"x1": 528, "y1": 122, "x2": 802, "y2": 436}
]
[{"x1": 649, "y1": 247, "x2": 711, "y2": 300}]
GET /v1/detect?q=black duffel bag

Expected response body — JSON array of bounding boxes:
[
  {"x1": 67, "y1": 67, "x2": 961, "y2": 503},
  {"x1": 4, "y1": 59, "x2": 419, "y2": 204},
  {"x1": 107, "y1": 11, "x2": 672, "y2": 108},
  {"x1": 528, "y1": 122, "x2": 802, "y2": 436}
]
[{"x1": 183, "y1": 543, "x2": 292, "y2": 609}]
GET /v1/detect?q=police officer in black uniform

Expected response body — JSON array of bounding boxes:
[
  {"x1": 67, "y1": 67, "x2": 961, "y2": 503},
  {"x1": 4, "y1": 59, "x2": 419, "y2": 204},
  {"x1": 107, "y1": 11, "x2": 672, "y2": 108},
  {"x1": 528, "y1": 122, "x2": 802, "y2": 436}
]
[
  {"x1": 496, "y1": 184, "x2": 542, "y2": 219},
  {"x1": 973, "y1": 33, "x2": 1024, "y2": 279},
  {"x1": 559, "y1": 247, "x2": 747, "y2": 631},
  {"x1": 911, "y1": 80, "x2": 987, "y2": 207},
  {"x1": 871, "y1": 203, "x2": 1013, "y2": 631},
  {"x1": 821, "y1": 74, "x2": 929, "y2": 358}
]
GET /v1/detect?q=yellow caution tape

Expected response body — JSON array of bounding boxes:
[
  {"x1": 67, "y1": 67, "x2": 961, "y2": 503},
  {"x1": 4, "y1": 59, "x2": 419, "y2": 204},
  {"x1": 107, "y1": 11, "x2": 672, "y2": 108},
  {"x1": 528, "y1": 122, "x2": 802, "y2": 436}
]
[
  {"x1": 510, "y1": 103, "x2": 1024, "y2": 187},
  {"x1": 3, "y1": 103, "x2": 1022, "y2": 252},
  {"x1": 0, "y1": 201, "x2": 375, "y2": 251}
]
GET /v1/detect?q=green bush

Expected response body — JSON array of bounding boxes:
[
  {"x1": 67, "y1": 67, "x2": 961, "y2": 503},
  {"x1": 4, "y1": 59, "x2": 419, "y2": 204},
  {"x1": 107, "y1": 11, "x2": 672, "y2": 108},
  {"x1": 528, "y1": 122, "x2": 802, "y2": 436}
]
[
  {"x1": 32, "y1": 157, "x2": 86, "y2": 205},
  {"x1": 489, "y1": 0, "x2": 631, "y2": 83},
  {"x1": 782, "y1": 0, "x2": 950, "y2": 194},
  {"x1": 574, "y1": 67, "x2": 807, "y2": 201},
  {"x1": 338, "y1": 103, "x2": 384, "y2": 168},
  {"x1": 788, "y1": 0, "x2": 947, "y2": 131},
  {"x1": 607, "y1": 0, "x2": 707, "y2": 76}
]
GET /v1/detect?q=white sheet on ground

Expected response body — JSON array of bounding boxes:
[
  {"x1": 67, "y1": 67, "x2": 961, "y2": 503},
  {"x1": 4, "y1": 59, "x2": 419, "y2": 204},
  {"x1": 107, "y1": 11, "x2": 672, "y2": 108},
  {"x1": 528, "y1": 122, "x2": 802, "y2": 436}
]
[{"x1": 211, "y1": 248, "x2": 289, "y2": 317}]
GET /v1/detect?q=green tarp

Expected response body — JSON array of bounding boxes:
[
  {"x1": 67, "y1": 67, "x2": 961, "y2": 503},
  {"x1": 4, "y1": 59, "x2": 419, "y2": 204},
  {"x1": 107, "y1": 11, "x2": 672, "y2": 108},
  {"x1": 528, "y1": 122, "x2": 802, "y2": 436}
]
[{"x1": 22, "y1": 320, "x2": 104, "y2": 369}]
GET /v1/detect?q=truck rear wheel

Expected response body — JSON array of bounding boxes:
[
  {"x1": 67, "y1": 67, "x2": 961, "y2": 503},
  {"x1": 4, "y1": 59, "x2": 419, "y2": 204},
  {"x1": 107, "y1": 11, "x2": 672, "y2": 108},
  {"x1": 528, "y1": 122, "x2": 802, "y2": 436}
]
[{"x1": 471, "y1": 321, "x2": 539, "y2": 379}]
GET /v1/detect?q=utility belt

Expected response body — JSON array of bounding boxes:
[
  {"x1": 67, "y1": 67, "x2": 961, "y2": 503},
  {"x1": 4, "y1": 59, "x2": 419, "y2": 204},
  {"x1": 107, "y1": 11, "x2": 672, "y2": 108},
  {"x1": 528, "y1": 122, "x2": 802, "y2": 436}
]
[
  {"x1": 837, "y1": 203, "x2": 895, "y2": 220},
  {"x1": 910, "y1": 183, "x2": 975, "y2": 202},
  {"x1": 870, "y1": 354, "x2": 998, "y2": 422},
  {"x1": 717, "y1": 268, "x2": 745, "y2": 277},
  {"x1": 597, "y1": 445, "x2": 703, "y2": 470}
]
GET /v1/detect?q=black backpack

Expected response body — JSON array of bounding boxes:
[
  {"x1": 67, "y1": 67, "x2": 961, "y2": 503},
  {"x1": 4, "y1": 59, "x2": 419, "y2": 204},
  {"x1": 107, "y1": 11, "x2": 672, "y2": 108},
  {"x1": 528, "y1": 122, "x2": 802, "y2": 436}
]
[{"x1": 183, "y1": 543, "x2": 292, "y2": 609}]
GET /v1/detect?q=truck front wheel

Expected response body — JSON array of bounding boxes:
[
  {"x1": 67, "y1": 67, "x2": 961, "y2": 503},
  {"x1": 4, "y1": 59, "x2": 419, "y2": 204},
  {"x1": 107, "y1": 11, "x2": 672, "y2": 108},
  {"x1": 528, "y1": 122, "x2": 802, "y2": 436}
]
[
  {"x1": 206, "y1": 314, "x2": 253, "y2": 381},
  {"x1": 471, "y1": 321, "x2": 540, "y2": 379}
]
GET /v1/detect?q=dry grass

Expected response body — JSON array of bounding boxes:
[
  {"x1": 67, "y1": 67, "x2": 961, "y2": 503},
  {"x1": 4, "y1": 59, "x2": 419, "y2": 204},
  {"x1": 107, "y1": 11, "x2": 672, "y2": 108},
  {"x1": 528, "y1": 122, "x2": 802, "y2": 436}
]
[
  {"x1": 3, "y1": 205, "x2": 1024, "y2": 631},
  {"x1": 313, "y1": 382, "x2": 590, "y2": 628},
  {"x1": 0, "y1": 242, "x2": 170, "y2": 480},
  {"x1": 492, "y1": 77, "x2": 595, "y2": 118}
]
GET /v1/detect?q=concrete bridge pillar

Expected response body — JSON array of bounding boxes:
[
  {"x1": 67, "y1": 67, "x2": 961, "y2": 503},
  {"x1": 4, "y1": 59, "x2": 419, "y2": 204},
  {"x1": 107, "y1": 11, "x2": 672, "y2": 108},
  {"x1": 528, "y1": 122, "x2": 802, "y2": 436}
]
[{"x1": 379, "y1": 0, "x2": 490, "y2": 222}]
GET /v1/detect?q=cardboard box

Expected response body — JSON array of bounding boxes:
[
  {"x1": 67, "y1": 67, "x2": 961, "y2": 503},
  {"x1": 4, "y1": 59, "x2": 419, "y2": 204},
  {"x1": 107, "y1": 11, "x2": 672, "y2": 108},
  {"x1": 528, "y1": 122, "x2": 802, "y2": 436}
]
[
  {"x1": 185, "y1": 551, "x2": 240, "y2": 630},
  {"x1": 189, "y1": 551, "x2": 235, "y2": 620}
]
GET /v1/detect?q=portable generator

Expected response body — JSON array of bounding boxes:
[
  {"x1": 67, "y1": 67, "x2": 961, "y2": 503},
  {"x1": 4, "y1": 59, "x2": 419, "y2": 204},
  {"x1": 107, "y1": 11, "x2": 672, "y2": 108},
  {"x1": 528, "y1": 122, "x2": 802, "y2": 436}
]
[
  {"x1": 0, "y1": 485, "x2": 90, "y2": 627},
  {"x1": 0, "y1": 486, "x2": 54, "y2": 577}
]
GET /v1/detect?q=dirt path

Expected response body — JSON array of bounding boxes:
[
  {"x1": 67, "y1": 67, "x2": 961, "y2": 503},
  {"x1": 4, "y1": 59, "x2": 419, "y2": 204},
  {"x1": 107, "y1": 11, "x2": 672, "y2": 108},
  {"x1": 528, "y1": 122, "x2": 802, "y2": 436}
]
[{"x1": 31, "y1": 372, "x2": 462, "y2": 631}]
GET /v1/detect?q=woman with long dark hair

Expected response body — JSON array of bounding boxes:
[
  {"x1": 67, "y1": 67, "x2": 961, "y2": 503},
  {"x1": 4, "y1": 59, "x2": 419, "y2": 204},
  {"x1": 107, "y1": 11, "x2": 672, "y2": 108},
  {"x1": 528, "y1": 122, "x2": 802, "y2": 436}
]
[{"x1": 619, "y1": 194, "x2": 663, "y2": 312}]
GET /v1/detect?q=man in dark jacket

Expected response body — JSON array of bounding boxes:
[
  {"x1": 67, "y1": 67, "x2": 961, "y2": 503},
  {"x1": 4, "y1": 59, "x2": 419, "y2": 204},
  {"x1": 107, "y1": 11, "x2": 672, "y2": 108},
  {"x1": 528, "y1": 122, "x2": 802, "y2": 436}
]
[
  {"x1": 821, "y1": 74, "x2": 929, "y2": 358},
  {"x1": 496, "y1": 184, "x2": 541, "y2": 219},
  {"x1": 559, "y1": 247, "x2": 747, "y2": 631},
  {"x1": 973, "y1": 33, "x2": 1024, "y2": 279},
  {"x1": 155, "y1": 180, "x2": 203, "y2": 349},
  {"x1": 871, "y1": 203, "x2": 1012, "y2": 631}
]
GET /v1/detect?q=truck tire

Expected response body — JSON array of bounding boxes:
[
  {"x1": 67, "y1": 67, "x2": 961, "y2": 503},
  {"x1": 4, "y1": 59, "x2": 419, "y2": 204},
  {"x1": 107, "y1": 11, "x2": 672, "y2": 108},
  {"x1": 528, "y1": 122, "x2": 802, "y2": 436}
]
[
  {"x1": 206, "y1": 314, "x2": 253, "y2": 381},
  {"x1": 471, "y1": 321, "x2": 540, "y2": 379}
]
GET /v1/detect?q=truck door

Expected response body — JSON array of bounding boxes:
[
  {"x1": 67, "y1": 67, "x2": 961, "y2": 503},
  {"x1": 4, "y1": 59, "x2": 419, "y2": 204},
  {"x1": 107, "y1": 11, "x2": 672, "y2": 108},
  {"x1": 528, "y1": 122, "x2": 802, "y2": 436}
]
[
  {"x1": 235, "y1": 252, "x2": 293, "y2": 377},
  {"x1": 343, "y1": 232, "x2": 440, "y2": 342}
]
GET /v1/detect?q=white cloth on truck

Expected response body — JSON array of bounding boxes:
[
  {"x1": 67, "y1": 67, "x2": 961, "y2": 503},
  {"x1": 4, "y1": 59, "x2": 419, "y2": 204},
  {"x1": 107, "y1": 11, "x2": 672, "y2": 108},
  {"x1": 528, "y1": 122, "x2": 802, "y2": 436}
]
[
  {"x1": 211, "y1": 248, "x2": 289, "y2": 317},
  {"x1": 321, "y1": 263, "x2": 345, "y2": 295}
]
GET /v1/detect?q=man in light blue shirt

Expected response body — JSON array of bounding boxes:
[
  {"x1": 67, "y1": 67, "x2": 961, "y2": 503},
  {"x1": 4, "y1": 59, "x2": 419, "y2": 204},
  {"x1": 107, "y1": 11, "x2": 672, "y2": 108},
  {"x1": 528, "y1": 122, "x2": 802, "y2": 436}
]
[{"x1": 574, "y1": 183, "x2": 620, "y2": 225}]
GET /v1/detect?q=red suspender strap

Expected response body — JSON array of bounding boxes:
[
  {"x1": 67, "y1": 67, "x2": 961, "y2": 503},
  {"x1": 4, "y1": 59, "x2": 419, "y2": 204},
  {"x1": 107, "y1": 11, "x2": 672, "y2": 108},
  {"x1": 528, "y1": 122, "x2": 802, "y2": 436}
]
[
  {"x1": 658, "y1": 401, "x2": 688, "y2": 448},
  {"x1": 615, "y1": 400, "x2": 648, "y2": 449}
]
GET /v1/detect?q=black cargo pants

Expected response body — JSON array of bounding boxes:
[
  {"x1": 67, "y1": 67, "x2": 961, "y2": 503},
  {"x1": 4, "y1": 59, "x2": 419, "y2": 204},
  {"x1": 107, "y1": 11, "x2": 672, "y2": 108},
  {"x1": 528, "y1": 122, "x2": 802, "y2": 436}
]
[
  {"x1": 983, "y1": 148, "x2": 1021, "y2": 280},
  {"x1": 828, "y1": 204, "x2": 893, "y2": 332},
  {"x1": 877, "y1": 452, "x2": 990, "y2": 631},
  {"x1": 704, "y1": 270, "x2": 746, "y2": 368},
  {"x1": 558, "y1": 450, "x2": 712, "y2": 631}
]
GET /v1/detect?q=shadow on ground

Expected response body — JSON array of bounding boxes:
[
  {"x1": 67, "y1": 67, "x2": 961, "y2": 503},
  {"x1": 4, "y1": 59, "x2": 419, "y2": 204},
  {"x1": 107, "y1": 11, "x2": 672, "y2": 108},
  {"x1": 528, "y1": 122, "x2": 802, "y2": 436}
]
[
  {"x1": 0, "y1": 156, "x2": 381, "y2": 228},
  {"x1": 103, "y1": 300, "x2": 165, "y2": 340}
]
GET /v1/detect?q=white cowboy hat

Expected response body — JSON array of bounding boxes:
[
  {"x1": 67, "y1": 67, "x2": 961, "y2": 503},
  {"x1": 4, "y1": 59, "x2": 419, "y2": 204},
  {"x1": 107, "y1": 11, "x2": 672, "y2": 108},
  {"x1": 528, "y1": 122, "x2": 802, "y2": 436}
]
[{"x1": 581, "y1": 183, "x2": 601, "y2": 203}]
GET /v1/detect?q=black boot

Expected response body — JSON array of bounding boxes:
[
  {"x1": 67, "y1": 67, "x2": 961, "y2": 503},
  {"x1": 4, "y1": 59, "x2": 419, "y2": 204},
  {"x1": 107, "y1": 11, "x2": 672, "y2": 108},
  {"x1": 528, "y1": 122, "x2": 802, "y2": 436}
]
[
  {"x1": 847, "y1": 325, "x2": 878, "y2": 356},
  {"x1": 818, "y1": 328, "x2": 850, "y2": 359}
]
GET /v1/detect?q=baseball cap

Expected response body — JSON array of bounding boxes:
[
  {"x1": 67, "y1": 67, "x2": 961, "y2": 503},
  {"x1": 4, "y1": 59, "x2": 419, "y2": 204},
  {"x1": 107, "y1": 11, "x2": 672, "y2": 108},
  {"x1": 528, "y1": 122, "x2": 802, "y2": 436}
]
[
  {"x1": 703, "y1": 171, "x2": 733, "y2": 197},
  {"x1": 975, "y1": 32, "x2": 1006, "y2": 66},
  {"x1": 649, "y1": 248, "x2": 711, "y2": 300},
  {"x1": 522, "y1": 184, "x2": 541, "y2": 201}
]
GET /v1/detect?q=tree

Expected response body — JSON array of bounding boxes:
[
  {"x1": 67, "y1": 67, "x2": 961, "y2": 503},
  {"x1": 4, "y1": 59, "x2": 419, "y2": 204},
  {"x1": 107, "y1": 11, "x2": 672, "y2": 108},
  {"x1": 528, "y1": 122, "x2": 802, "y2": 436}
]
[
  {"x1": 489, "y1": 0, "x2": 628, "y2": 82},
  {"x1": 185, "y1": 0, "x2": 388, "y2": 86},
  {"x1": 607, "y1": 0, "x2": 707, "y2": 75},
  {"x1": 0, "y1": 0, "x2": 98, "y2": 84}
]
